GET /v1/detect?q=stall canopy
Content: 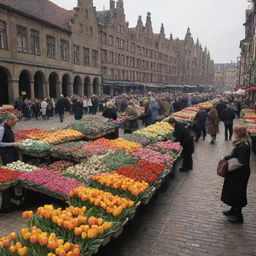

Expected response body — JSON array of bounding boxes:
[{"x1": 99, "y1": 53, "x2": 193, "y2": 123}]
[
  {"x1": 233, "y1": 89, "x2": 246, "y2": 95},
  {"x1": 246, "y1": 87, "x2": 256, "y2": 91}
]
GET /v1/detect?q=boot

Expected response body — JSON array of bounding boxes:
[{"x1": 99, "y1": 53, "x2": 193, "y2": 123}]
[
  {"x1": 223, "y1": 207, "x2": 236, "y2": 216},
  {"x1": 228, "y1": 214, "x2": 244, "y2": 224}
]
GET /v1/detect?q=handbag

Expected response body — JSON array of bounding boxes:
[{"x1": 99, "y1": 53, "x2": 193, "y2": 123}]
[{"x1": 217, "y1": 159, "x2": 228, "y2": 177}]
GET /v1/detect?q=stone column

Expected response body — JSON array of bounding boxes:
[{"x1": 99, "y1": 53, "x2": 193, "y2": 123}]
[
  {"x1": 30, "y1": 80, "x2": 35, "y2": 99},
  {"x1": 43, "y1": 81, "x2": 49, "y2": 98},
  {"x1": 68, "y1": 82, "x2": 73, "y2": 97},
  {"x1": 57, "y1": 81, "x2": 62, "y2": 98},
  {"x1": 8, "y1": 80, "x2": 19, "y2": 104},
  {"x1": 110, "y1": 85, "x2": 114, "y2": 96},
  {"x1": 88, "y1": 83, "x2": 93, "y2": 97}
]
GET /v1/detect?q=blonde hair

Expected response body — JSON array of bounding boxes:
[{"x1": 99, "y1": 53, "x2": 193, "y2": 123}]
[{"x1": 234, "y1": 126, "x2": 250, "y2": 141}]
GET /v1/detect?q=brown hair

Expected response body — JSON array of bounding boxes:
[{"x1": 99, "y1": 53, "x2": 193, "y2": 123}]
[{"x1": 234, "y1": 126, "x2": 250, "y2": 141}]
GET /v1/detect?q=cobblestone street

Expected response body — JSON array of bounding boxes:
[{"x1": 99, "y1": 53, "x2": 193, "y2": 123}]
[{"x1": 0, "y1": 119, "x2": 256, "y2": 256}]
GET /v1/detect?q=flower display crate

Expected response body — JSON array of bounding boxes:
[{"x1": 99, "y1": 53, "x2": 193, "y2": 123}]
[
  {"x1": 19, "y1": 182, "x2": 67, "y2": 201},
  {"x1": 0, "y1": 181, "x2": 18, "y2": 192},
  {"x1": 84, "y1": 128, "x2": 117, "y2": 140},
  {"x1": 50, "y1": 152, "x2": 87, "y2": 163},
  {"x1": 141, "y1": 187, "x2": 156, "y2": 205},
  {"x1": 18, "y1": 150, "x2": 50, "y2": 160}
]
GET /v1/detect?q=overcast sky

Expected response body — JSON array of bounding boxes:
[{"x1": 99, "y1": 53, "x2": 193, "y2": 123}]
[{"x1": 51, "y1": 0, "x2": 249, "y2": 64}]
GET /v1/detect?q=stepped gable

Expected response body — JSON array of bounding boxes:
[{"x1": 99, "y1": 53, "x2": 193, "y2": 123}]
[{"x1": 0, "y1": 0, "x2": 73, "y2": 30}]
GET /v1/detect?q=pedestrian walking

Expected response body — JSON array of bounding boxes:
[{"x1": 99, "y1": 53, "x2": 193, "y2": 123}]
[
  {"x1": 169, "y1": 118, "x2": 194, "y2": 172},
  {"x1": 221, "y1": 126, "x2": 251, "y2": 224},
  {"x1": 73, "y1": 98, "x2": 83, "y2": 120},
  {"x1": 194, "y1": 107, "x2": 207, "y2": 142},
  {"x1": 150, "y1": 99, "x2": 160, "y2": 124},
  {"x1": 207, "y1": 107, "x2": 219, "y2": 144},
  {"x1": 141, "y1": 100, "x2": 152, "y2": 127},
  {"x1": 56, "y1": 95, "x2": 66, "y2": 123},
  {"x1": 220, "y1": 104, "x2": 236, "y2": 141},
  {"x1": 40, "y1": 99, "x2": 48, "y2": 120},
  {"x1": 124, "y1": 101, "x2": 139, "y2": 134}
]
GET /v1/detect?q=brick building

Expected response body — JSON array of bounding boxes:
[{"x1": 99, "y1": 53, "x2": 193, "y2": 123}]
[
  {"x1": 0, "y1": 0, "x2": 215, "y2": 105},
  {"x1": 0, "y1": 0, "x2": 102, "y2": 105}
]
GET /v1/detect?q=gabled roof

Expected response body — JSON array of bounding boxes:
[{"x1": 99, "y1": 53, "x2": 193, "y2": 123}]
[{"x1": 0, "y1": 0, "x2": 73, "y2": 31}]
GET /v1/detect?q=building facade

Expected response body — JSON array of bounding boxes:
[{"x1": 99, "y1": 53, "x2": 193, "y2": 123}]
[
  {"x1": 0, "y1": 0, "x2": 215, "y2": 105},
  {"x1": 214, "y1": 63, "x2": 238, "y2": 90},
  {"x1": 0, "y1": 0, "x2": 102, "y2": 105},
  {"x1": 239, "y1": 0, "x2": 256, "y2": 87}
]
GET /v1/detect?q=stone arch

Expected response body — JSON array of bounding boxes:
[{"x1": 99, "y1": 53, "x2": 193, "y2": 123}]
[
  {"x1": 19, "y1": 70, "x2": 31, "y2": 99},
  {"x1": 62, "y1": 74, "x2": 71, "y2": 97},
  {"x1": 84, "y1": 76, "x2": 90, "y2": 97},
  {"x1": 0, "y1": 66, "x2": 11, "y2": 105},
  {"x1": 34, "y1": 71, "x2": 45, "y2": 99},
  {"x1": 49, "y1": 72, "x2": 59, "y2": 99},
  {"x1": 73, "y1": 75, "x2": 82, "y2": 96},
  {"x1": 93, "y1": 77, "x2": 100, "y2": 95}
]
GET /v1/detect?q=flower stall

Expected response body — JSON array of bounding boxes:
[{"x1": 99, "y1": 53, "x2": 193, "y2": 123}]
[{"x1": 242, "y1": 109, "x2": 256, "y2": 154}]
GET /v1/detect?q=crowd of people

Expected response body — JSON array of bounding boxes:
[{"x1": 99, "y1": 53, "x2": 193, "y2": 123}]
[{"x1": 13, "y1": 91, "x2": 216, "y2": 124}]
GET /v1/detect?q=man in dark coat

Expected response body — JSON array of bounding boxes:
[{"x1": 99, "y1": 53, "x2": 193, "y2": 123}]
[
  {"x1": 73, "y1": 98, "x2": 84, "y2": 120},
  {"x1": 220, "y1": 105, "x2": 236, "y2": 140},
  {"x1": 215, "y1": 100, "x2": 227, "y2": 118},
  {"x1": 91, "y1": 96, "x2": 99, "y2": 115},
  {"x1": 169, "y1": 118, "x2": 194, "y2": 172},
  {"x1": 56, "y1": 95, "x2": 66, "y2": 123},
  {"x1": 0, "y1": 114, "x2": 19, "y2": 212},
  {"x1": 194, "y1": 107, "x2": 207, "y2": 142}
]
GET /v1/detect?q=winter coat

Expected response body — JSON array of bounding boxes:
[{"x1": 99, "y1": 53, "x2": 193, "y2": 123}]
[
  {"x1": 215, "y1": 102, "x2": 226, "y2": 118},
  {"x1": 220, "y1": 108, "x2": 236, "y2": 126},
  {"x1": 124, "y1": 106, "x2": 139, "y2": 133},
  {"x1": 194, "y1": 109, "x2": 207, "y2": 130},
  {"x1": 207, "y1": 110, "x2": 219, "y2": 135},
  {"x1": 56, "y1": 98, "x2": 66, "y2": 115},
  {"x1": 103, "y1": 108, "x2": 117, "y2": 120},
  {"x1": 73, "y1": 101, "x2": 83, "y2": 120},
  {"x1": 174, "y1": 122, "x2": 194, "y2": 155},
  {"x1": 40, "y1": 101, "x2": 47, "y2": 115},
  {"x1": 150, "y1": 102, "x2": 160, "y2": 124},
  {"x1": 221, "y1": 141, "x2": 251, "y2": 207}
]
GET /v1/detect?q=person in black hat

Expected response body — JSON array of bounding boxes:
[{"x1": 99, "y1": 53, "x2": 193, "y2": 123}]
[{"x1": 169, "y1": 118, "x2": 194, "y2": 172}]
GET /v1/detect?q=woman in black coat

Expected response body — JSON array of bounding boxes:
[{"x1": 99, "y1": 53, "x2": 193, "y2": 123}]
[
  {"x1": 221, "y1": 126, "x2": 251, "y2": 224},
  {"x1": 169, "y1": 118, "x2": 194, "y2": 172},
  {"x1": 73, "y1": 99, "x2": 83, "y2": 120}
]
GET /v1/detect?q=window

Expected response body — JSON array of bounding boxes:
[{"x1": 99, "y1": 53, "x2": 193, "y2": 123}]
[
  {"x1": 0, "y1": 20, "x2": 8, "y2": 49},
  {"x1": 83, "y1": 48, "x2": 90, "y2": 66},
  {"x1": 31, "y1": 29, "x2": 40, "y2": 55},
  {"x1": 92, "y1": 50, "x2": 98, "y2": 67},
  {"x1": 17, "y1": 25, "x2": 27, "y2": 52},
  {"x1": 73, "y1": 45, "x2": 80, "y2": 65},
  {"x1": 109, "y1": 51, "x2": 114, "y2": 63},
  {"x1": 102, "y1": 67, "x2": 107, "y2": 76},
  {"x1": 101, "y1": 32, "x2": 107, "y2": 44},
  {"x1": 46, "y1": 35, "x2": 55, "y2": 58},
  {"x1": 89, "y1": 27, "x2": 93, "y2": 36},
  {"x1": 102, "y1": 50, "x2": 107, "y2": 64},
  {"x1": 85, "y1": 9, "x2": 89, "y2": 19},
  {"x1": 60, "y1": 39, "x2": 69, "y2": 61},
  {"x1": 131, "y1": 43, "x2": 135, "y2": 53},
  {"x1": 109, "y1": 35, "x2": 113, "y2": 46}
]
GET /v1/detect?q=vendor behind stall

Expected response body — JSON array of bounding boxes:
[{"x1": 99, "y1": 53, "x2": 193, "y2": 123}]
[
  {"x1": 0, "y1": 114, "x2": 19, "y2": 164},
  {"x1": 0, "y1": 114, "x2": 19, "y2": 213}
]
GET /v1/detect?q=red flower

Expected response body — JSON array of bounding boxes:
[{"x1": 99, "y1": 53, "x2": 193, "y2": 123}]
[
  {"x1": 117, "y1": 161, "x2": 166, "y2": 184},
  {"x1": 0, "y1": 168, "x2": 21, "y2": 184}
]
